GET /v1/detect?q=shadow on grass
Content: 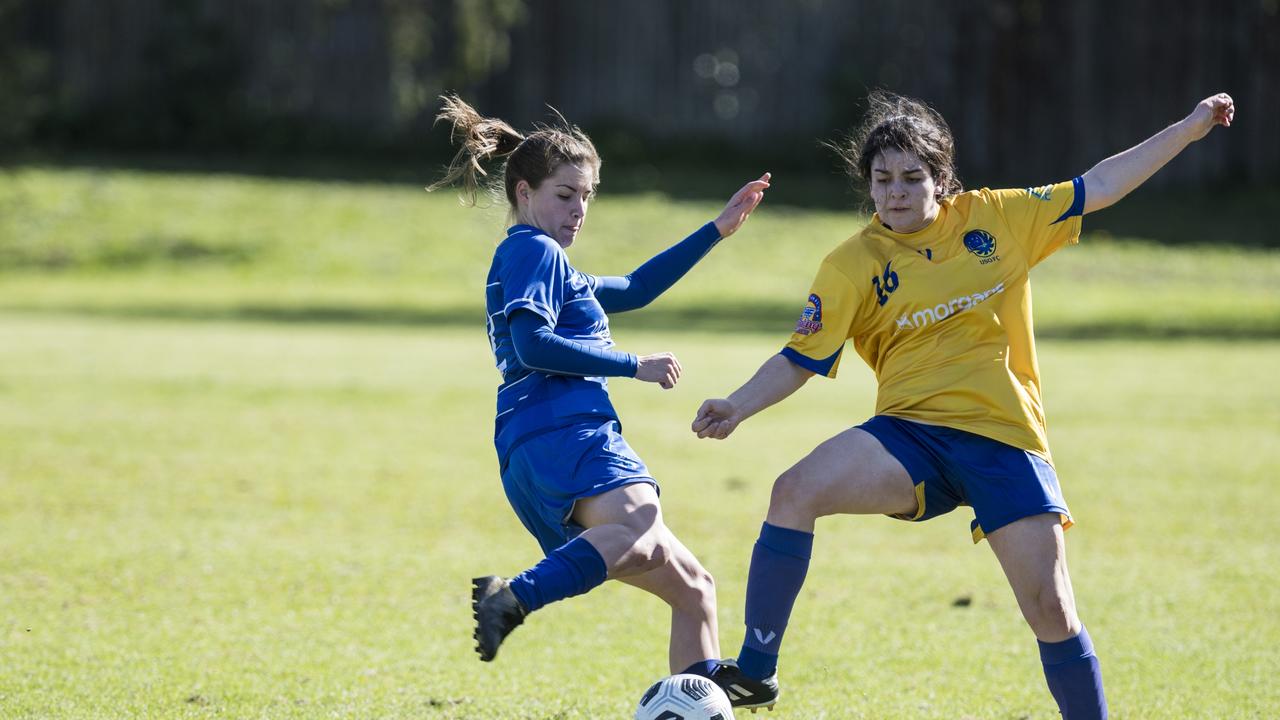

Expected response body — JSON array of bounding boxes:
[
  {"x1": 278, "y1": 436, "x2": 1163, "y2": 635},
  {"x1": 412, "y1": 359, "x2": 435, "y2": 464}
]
[{"x1": 7, "y1": 301, "x2": 1280, "y2": 341}]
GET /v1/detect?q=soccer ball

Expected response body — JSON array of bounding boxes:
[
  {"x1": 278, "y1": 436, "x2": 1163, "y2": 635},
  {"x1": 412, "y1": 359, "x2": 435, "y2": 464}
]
[{"x1": 634, "y1": 673, "x2": 733, "y2": 720}]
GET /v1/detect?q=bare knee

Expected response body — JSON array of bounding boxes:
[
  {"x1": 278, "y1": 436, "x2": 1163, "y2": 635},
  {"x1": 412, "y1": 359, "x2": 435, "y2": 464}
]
[
  {"x1": 680, "y1": 563, "x2": 716, "y2": 610},
  {"x1": 658, "y1": 556, "x2": 717, "y2": 614},
  {"x1": 768, "y1": 466, "x2": 819, "y2": 523},
  {"x1": 612, "y1": 521, "x2": 671, "y2": 575},
  {"x1": 1024, "y1": 588, "x2": 1081, "y2": 642}
]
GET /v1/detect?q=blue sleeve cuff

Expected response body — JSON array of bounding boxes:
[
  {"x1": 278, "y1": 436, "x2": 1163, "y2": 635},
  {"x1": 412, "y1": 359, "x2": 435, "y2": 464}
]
[
  {"x1": 694, "y1": 220, "x2": 722, "y2": 246},
  {"x1": 1051, "y1": 176, "x2": 1086, "y2": 225},
  {"x1": 779, "y1": 346, "x2": 841, "y2": 376}
]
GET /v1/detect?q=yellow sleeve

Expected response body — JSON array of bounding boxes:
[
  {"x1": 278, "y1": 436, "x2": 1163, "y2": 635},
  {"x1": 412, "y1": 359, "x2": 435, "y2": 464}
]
[
  {"x1": 781, "y1": 258, "x2": 862, "y2": 378},
  {"x1": 990, "y1": 177, "x2": 1085, "y2": 267}
]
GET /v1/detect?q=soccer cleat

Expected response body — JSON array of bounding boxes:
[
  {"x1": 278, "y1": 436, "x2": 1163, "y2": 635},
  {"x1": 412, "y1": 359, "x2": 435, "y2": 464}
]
[
  {"x1": 471, "y1": 576, "x2": 528, "y2": 661},
  {"x1": 708, "y1": 658, "x2": 780, "y2": 710}
]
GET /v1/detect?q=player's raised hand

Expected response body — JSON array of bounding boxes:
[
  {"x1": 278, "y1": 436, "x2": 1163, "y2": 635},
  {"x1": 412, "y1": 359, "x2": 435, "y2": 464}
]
[
  {"x1": 635, "y1": 352, "x2": 681, "y2": 389},
  {"x1": 1184, "y1": 93, "x2": 1235, "y2": 141},
  {"x1": 713, "y1": 172, "x2": 771, "y2": 238},
  {"x1": 691, "y1": 398, "x2": 741, "y2": 439}
]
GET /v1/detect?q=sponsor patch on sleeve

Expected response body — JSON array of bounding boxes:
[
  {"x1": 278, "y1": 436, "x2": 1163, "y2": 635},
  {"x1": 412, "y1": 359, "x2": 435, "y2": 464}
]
[{"x1": 795, "y1": 293, "x2": 824, "y2": 335}]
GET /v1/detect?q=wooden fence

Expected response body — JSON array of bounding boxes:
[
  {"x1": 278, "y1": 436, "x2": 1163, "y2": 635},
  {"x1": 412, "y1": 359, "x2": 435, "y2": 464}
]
[{"x1": 26, "y1": 0, "x2": 1280, "y2": 184}]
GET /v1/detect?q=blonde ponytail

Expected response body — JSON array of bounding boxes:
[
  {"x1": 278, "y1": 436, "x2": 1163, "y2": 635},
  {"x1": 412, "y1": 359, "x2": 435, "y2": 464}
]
[
  {"x1": 427, "y1": 94, "x2": 526, "y2": 205},
  {"x1": 427, "y1": 95, "x2": 601, "y2": 211}
]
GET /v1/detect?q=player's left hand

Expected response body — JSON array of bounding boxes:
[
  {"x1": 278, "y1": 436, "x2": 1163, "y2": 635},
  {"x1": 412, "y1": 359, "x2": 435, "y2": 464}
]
[
  {"x1": 1184, "y1": 93, "x2": 1234, "y2": 141},
  {"x1": 691, "y1": 398, "x2": 742, "y2": 439},
  {"x1": 713, "y1": 172, "x2": 771, "y2": 238}
]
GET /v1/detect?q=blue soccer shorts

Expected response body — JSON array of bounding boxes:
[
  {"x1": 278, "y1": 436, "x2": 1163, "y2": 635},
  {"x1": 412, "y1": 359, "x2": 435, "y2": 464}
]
[
  {"x1": 499, "y1": 420, "x2": 657, "y2": 554},
  {"x1": 858, "y1": 415, "x2": 1072, "y2": 543}
]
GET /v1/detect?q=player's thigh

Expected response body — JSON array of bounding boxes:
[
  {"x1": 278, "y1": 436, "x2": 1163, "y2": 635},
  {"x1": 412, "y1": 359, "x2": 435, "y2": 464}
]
[
  {"x1": 986, "y1": 513, "x2": 1080, "y2": 639},
  {"x1": 986, "y1": 512, "x2": 1071, "y2": 595},
  {"x1": 776, "y1": 426, "x2": 917, "y2": 517},
  {"x1": 570, "y1": 480, "x2": 663, "y2": 534}
]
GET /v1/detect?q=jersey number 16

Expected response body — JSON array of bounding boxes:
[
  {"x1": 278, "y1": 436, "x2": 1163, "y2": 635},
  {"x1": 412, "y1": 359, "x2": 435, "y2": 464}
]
[{"x1": 872, "y1": 261, "x2": 900, "y2": 306}]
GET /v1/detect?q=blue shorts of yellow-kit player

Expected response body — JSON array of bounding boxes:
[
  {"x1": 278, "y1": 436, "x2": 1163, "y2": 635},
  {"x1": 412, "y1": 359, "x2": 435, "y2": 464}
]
[
  {"x1": 858, "y1": 415, "x2": 1072, "y2": 543},
  {"x1": 500, "y1": 420, "x2": 657, "y2": 554}
]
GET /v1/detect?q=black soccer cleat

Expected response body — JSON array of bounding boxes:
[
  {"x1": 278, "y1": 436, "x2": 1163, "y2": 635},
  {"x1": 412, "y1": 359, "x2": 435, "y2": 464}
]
[
  {"x1": 471, "y1": 575, "x2": 528, "y2": 662},
  {"x1": 709, "y1": 658, "x2": 780, "y2": 711}
]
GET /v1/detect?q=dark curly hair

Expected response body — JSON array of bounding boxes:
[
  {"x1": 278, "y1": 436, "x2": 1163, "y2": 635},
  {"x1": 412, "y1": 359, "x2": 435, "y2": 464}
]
[{"x1": 828, "y1": 90, "x2": 962, "y2": 200}]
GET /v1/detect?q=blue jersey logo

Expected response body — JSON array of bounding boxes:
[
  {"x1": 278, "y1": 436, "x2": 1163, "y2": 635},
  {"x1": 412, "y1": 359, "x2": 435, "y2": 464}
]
[
  {"x1": 795, "y1": 293, "x2": 823, "y2": 335},
  {"x1": 963, "y1": 229, "x2": 998, "y2": 258}
]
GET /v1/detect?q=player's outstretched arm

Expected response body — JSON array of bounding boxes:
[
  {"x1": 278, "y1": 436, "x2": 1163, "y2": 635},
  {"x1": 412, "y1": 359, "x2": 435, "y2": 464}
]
[
  {"x1": 1081, "y1": 93, "x2": 1234, "y2": 214},
  {"x1": 692, "y1": 353, "x2": 813, "y2": 440},
  {"x1": 593, "y1": 173, "x2": 770, "y2": 314}
]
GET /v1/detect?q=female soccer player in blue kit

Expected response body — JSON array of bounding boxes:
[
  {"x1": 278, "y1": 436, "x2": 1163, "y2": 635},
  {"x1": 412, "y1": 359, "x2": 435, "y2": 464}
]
[
  {"x1": 428, "y1": 95, "x2": 771, "y2": 691},
  {"x1": 692, "y1": 91, "x2": 1235, "y2": 716}
]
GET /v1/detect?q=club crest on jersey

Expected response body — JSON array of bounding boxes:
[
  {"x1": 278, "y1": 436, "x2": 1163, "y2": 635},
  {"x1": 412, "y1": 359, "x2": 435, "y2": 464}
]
[
  {"x1": 795, "y1": 293, "x2": 823, "y2": 335},
  {"x1": 963, "y1": 229, "x2": 1001, "y2": 264}
]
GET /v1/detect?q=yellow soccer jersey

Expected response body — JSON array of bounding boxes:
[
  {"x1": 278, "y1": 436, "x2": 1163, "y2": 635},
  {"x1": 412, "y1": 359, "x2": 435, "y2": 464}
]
[{"x1": 782, "y1": 178, "x2": 1086, "y2": 461}]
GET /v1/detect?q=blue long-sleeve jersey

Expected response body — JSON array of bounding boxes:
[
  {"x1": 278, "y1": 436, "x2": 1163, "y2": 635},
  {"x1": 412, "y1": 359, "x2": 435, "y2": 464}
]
[{"x1": 486, "y1": 222, "x2": 720, "y2": 461}]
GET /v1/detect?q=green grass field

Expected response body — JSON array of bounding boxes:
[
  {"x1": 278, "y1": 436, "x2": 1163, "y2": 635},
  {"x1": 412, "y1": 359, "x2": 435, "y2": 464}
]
[
  {"x1": 1, "y1": 166, "x2": 1278, "y2": 718},
  {"x1": 3, "y1": 166, "x2": 1278, "y2": 337}
]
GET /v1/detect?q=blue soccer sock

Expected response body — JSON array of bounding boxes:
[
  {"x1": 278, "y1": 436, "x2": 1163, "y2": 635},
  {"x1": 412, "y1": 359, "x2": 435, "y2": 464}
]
[
  {"x1": 1039, "y1": 626, "x2": 1108, "y2": 720},
  {"x1": 736, "y1": 522, "x2": 814, "y2": 680},
  {"x1": 507, "y1": 536, "x2": 608, "y2": 613}
]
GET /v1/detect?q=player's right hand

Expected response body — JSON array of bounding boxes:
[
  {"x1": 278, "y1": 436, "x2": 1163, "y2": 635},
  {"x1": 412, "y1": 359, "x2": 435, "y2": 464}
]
[
  {"x1": 635, "y1": 353, "x2": 681, "y2": 389},
  {"x1": 691, "y1": 398, "x2": 740, "y2": 439},
  {"x1": 1184, "y1": 92, "x2": 1234, "y2": 141},
  {"x1": 712, "y1": 172, "x2": 771, "y2": 239}
]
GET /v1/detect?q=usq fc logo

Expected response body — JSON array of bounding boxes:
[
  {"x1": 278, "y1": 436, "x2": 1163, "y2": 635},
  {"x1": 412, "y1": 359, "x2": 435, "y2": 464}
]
[
  {"x1": 795, "y1": 293, "x2": 823, "y2": 335},
  {"x1": 963, "y1": 229, "x2": 998, "y2": 259}
]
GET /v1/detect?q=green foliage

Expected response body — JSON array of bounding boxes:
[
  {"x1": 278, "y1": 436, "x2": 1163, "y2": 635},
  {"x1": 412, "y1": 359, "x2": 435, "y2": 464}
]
[
  {"x1": 13, "y1": 1, "x2": 534, "y2": 152},
  {"x1": 0, "y1": 0, "x2": 50, "y2": 144},
  {"x1": 384, "y1": 0, "x2": 528, "y2": 127},
  {"x1": 450, "y1": 0, "x2": 527, "y2": 86}
]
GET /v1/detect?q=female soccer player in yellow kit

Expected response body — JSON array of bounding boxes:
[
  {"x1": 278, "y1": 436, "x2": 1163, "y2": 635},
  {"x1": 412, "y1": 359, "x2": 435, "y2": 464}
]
[{"x1": 692, "y1": 91, "x2": 1235, "y2": 717}]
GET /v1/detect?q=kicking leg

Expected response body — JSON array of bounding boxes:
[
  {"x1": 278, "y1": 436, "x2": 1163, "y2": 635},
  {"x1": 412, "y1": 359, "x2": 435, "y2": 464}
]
[
  {"x1": 612, "y1": 531, "x2": 720, "y2": 674},
  {"x1": 472, "y1": 527, "x2": 610, "y2": 661},
  {"x1": 578, "y1": 484, "x2": 729, "y2": 673},
  {"x1": 987, "y1": 513, "x2": 1107, "y2": 719},
  {"x1": 474, "y1": 482, "x2": 664, "y2": 663},
  {"x1": 736, "y1": 427, "x2": 917, "y2": 691}
]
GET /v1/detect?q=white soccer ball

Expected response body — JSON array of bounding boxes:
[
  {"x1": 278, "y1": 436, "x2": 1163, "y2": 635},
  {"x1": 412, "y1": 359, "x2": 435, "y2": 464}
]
[{"x1": 634, "y1": 673, "x2": 733, "y2": 720}]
